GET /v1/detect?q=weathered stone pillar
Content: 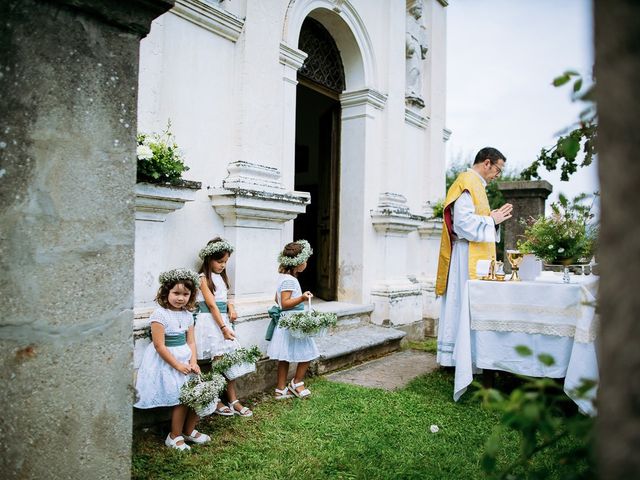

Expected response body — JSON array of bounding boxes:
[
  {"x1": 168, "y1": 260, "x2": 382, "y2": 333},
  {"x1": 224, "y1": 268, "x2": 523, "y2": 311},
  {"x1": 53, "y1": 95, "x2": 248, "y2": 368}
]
[
  {"x1": 595, "y1": 1, "x2": 640, "y2": 477},
  {"x1": 0, "y1": 1, "x2": 172, "y2": 478},
  {"x1": 497, "y1": 180, "x2": 553, "y2": 254}
]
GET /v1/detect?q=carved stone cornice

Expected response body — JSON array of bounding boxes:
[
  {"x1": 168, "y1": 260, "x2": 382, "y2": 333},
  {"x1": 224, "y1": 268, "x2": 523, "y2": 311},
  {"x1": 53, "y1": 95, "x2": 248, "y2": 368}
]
[
  {"x1": 279, "y1": 42, "x2": 308, "y2": 71},
  {"x1": 135, "y1": 182, "x2": 199, "y2": 222},
  {"x1": 437, "y1": 0, "x2": 450, "y2": 7},
  {"x1": 210, "y1": 161, "x2": 310, "y2": 228},
  {"x1": 443, "y1": 127, "x2": 452, "y2": 142},
  {"x1": 172, "y1": 0, "x2": 244, "y2": 42},
  {"x1": 340, "y1": 88, "x2": 388, "y2": 110},
  {"x1": 371, "y1": 193, "x2": 425, "y2": 235},
  {"x1": 405, "y1": 108, "x2": 430, "y2": 129}
]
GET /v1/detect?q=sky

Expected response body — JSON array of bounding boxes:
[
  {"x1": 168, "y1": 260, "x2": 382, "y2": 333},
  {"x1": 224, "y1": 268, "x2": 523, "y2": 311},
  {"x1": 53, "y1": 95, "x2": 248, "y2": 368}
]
[{"x1": 446, "y1": 0, "x2": 597, "y2": 205}]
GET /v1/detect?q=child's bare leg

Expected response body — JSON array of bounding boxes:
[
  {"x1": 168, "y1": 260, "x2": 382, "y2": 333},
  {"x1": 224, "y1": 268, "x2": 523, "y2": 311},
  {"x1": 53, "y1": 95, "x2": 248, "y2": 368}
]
[
  {"x1": 170, "y1": 405, "x2": 189, "y2": 445},
  {"x1": 293, "y1": 361, "x2": 310, "y2": 394},
  {"x1": 277, "y1": 361, "x2": 290, "y2": 390},
  {"x1": 226, "y1": 379, "x2": 247, "y2": 411},
  {"x1": 183, "y1": 408, "x2": 199, "y2": 436}
]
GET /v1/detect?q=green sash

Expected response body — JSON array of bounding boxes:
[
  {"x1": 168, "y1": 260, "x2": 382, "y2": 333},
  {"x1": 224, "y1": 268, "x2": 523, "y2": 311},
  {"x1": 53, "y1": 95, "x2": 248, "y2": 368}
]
[
  {"x1": 265, "y1": 303, "x2": 304, "y2": 341},
  {"x1": 197, "y1": 301, "x2": 228, "y2": 313},
  {"x1": 164, "y1": 333, "x2": 186, "y2": 347}
]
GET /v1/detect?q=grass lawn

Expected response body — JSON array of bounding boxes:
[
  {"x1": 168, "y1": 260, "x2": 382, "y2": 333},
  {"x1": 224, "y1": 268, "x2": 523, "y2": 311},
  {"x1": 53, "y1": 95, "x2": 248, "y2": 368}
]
[{"x1": 132, "y1": 354, "x2": 590, "y2": 479}]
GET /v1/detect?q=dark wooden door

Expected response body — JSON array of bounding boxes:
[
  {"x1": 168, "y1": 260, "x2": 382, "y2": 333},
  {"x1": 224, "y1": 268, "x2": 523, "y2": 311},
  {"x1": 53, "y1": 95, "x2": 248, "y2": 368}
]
[{"x1": 315, "y1": 105, "x2": 340, "y2": 300}]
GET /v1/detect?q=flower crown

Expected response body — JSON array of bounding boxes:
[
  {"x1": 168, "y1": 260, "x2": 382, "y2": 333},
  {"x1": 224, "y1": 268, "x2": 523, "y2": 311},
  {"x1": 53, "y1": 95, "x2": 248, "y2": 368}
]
[
  {"x1": 278, "y1": 239, "x2": 313, "y2": 267},
  {"x1": 159, "y1": 268, "x2": 200, "y2": 288},
  {"x1": 199, "y1": 239, "x2": 235, "y2": 260}
]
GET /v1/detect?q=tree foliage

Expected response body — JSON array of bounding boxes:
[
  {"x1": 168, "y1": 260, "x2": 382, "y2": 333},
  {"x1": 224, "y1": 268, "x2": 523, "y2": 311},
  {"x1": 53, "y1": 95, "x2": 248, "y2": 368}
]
[{"x1": 521, "y1": 71, "x2": 597, "y2": 181}]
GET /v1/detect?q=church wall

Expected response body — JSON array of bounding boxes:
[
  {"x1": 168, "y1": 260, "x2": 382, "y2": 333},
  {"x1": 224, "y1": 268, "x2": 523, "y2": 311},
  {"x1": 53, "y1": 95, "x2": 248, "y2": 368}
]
[{"x1": 134, "y1": 0, "x2": 448, "y2": 357}]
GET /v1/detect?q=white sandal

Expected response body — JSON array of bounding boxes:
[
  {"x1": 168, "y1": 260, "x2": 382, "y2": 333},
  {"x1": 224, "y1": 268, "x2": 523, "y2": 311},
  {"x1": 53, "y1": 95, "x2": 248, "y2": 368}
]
[
  {"x1": 165, "y1": 433, "x2": 191, "y2": 451},
  {"x1": 275, "y1": 387, "x2": 294, "y2": 400},
  {"x1": 229, "y1": 399, "x2": 253, "y2": 417},
  {"x1": 183, "y1": 429, "x2": 211, "y2": 444},
  {"x1": 288, "y1": 379, "x2": 311, "y2": 399}
]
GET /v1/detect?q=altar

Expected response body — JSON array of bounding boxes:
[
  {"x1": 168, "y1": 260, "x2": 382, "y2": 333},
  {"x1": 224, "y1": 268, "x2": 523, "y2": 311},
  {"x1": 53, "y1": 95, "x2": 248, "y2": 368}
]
[{"x1": 452, "y1": 271, "x2": 599, "y2": 416}]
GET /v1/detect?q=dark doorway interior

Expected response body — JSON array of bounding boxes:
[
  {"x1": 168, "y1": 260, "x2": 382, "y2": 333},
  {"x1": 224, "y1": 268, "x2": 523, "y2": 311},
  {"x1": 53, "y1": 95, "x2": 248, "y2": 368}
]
[{"x1": 294, "y1": 83, "x2": 340, "y2": 300}]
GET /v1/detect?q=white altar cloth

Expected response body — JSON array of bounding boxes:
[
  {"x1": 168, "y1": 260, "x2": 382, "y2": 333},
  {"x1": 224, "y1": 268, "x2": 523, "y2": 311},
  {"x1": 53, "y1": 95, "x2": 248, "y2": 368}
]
[{"x1": 452, "y1": 272, "x2": 598, "y2": 415}]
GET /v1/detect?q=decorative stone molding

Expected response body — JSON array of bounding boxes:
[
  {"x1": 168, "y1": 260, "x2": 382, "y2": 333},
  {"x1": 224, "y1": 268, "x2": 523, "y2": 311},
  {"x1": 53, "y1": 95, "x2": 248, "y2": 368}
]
[
  {"x1": 437, "y1": 0, "x2": 450, "y2": 6},
  {"x1": 210, "y1": 161, "x2": 310, "y2": 228},
  {"x1": 340, "y1": 88, "x2": 387, "y2": 110},
  {"x1": 443, "y1": 127, "x2": 452, "y2": 142},
  {"x1": 418, "y1": 200, "x2": 444, "y2": 237},
  {"x1": 135, "y1": 181, "x2": 200, "y2": 222},
  {"x1": 279, "y1": 42, "x2": 308, "y2": 70},
  {"x1": 172, "y1": 0, "x2": 244, "y2": 42},
  {"x1": 371, "y1": 192, "x2": 426, "y2": 235},
  {"x1": 405, "y1": 107, "x2": 429, "y2": 129},
  {"x1": 330, "y1": 0, "x2": 347, "y2": 13}
]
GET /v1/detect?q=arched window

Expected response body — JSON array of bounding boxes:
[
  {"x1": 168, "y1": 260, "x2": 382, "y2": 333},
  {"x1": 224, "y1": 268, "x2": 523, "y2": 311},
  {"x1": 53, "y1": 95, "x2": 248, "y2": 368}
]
[{"x1": 298, "y1": 18, "x2": 346, "y2": 93}]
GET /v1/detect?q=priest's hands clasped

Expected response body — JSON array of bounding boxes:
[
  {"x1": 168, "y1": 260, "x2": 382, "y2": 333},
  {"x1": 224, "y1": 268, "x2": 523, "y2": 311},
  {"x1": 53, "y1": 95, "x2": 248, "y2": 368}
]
[{"x1": 490, "y1": 203, "x2": 513, "y2": 225}]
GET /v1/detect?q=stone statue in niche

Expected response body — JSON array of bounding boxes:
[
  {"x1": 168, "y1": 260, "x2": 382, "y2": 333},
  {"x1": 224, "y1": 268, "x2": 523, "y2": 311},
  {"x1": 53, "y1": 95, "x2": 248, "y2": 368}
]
[{"x1": 405, "y1": 0, "x2": 428, "y2": 108}]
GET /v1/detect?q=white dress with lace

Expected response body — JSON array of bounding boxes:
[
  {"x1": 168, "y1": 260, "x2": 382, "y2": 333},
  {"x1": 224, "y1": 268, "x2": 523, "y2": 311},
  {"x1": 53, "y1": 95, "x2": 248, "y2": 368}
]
[
  {"x1": 266, "y1": 274, "x2": 319, "y2": 362},
  {"x1": 194, "y1": 273, "x2": 237, "y2": 360},
  {"x1": 134, "y1": 307, "x2": 193, "y2": 409}
]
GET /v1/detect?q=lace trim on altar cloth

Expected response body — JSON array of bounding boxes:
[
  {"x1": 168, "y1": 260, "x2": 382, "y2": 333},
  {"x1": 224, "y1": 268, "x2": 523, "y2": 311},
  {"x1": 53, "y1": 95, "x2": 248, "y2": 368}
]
[{"x1": 471, "y1": 316, "x2": 599, "y2": 344}]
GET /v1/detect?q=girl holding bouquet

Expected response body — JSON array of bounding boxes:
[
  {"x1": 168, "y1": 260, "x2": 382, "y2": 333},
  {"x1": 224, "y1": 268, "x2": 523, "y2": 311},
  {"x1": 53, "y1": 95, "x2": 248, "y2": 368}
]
[
  {"x1": 267, "y1": 240, "x2": 319, "y2": 399},
  {"x1": 134, "y1": 269, "x2": 211, "y2": 451},
  {"x1": 195, "y1": 237, "x2": 253, "y2": 417}
]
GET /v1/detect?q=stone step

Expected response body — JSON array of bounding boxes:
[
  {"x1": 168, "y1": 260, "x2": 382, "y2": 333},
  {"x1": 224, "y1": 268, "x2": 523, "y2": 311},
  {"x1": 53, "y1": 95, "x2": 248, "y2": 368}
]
[
  {"x1": 311, "y1": 324, "x2": 406, "y2": 375},
  {"x1": 310, "y1": 300, "x2": 374, "y2": 330},
  {"x1": 325, "y1": 350, "x2": 438, "y2": 390}
]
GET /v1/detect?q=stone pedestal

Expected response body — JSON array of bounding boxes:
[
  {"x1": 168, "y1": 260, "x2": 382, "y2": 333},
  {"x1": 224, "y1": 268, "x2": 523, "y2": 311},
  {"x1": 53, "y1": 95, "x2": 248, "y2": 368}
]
[
  {"x1": 0, "y1": 1, "x2": 173, "y2": 478},
  {"x1": 370, "y1": 193, "x2": 425, "y2": 327},
  {"x1": 210, "y1": 161, "x2": 310, "y2": 303},
  {"x1": 498, "y1": 180, "x2": 553, "y2": 260},
  {"x1": 134, "y1": 181, "x2": 199, "y2": 310}
]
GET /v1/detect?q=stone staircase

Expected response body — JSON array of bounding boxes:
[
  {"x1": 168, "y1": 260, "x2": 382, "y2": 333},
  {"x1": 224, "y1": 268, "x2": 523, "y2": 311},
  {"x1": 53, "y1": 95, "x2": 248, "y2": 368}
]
[{"x1": 307, "y1": 301, "x2": 406, "y2": 375}]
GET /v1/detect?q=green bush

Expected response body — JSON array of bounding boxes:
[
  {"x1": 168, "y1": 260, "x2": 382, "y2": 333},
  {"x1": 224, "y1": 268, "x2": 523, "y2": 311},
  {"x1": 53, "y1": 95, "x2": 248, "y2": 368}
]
[{"x1": 136, "y1": 121, "x2": 189, "y2": 184}]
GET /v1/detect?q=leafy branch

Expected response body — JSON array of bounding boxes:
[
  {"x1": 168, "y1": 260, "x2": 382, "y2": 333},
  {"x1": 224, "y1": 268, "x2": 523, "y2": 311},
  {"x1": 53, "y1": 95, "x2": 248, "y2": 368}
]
[{"x1": 521, "y1": 70, "x2": 597, "y2": 182}]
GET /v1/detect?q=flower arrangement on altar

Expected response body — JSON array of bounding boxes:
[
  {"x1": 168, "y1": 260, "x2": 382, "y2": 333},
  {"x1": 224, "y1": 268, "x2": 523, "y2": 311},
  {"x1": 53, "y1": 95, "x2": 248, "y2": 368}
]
[
  {"x1": 278, "y1": 309, "x2": 338, "y2": 338},
  {"x1": 517, "y1": 193, "x2": 598, "y2": 265},
  {"x1": 136, "y1": 120, "x2": 189, "y2": 184},
  {"x1": 179, "y1": 372, "x2": 227, "y2": 417},
  {"x1": 211, "y1": 345, "x2": 262, "y2": 380}
]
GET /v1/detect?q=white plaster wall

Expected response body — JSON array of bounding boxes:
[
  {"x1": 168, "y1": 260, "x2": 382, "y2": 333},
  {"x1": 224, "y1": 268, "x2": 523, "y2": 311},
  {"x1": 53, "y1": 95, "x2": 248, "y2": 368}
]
[{"x1": 135, "y1": 0, "x2": 448, "y2": 324}]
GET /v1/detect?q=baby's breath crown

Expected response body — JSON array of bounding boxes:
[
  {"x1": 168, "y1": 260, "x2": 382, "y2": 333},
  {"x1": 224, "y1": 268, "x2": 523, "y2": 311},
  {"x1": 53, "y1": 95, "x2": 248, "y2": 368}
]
[
  {"x1": 278, "y1": 239, "x2": 313, "y2": 267},
  {"x1": 158, "y1": 268, "x2": 200, "y2": 288},
  {"x1": 199, "y1": 239, "x2": 234, "y2": 260}
]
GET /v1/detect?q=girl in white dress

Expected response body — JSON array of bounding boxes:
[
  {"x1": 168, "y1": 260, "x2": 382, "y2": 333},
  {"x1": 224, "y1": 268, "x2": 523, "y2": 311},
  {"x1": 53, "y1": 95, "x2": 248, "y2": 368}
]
[
  {"x1": 267, "y1": 240, "x2": 319, "y2": 399},
  {"x1": 195, "y1": 237, "x2": 253, "y2": 417},
  {"x1": 134, "y1": 269, "x2": 211, "y2": 451}
]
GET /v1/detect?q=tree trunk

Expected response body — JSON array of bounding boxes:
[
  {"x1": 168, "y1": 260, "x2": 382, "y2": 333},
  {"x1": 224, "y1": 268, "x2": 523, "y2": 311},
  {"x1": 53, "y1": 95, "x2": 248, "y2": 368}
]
[{"x1": 595, "y1": 1, "x2": 640, "y2": 477}]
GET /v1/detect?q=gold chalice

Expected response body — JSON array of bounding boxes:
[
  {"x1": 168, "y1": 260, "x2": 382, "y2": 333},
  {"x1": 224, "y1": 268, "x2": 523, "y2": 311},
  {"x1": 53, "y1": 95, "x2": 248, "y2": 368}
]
[{"x1": 506, "y1": 250, "x2": 524, "y2": 281}]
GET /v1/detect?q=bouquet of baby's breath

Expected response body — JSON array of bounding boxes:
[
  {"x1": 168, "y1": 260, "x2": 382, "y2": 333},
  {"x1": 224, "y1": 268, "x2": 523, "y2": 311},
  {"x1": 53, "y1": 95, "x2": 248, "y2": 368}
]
[
  {"x1": 179, "y1": 372, "x2": 226, "y2": 416},
  {"x1": 517, "y1": 194, "x2": 597, "y2": 265},
  {"x1": 278, "y1": 310, "x2": 338, "y2": 337},
  {"x1": 211, "y1": 346, "x2": 262, "y2": 376}
]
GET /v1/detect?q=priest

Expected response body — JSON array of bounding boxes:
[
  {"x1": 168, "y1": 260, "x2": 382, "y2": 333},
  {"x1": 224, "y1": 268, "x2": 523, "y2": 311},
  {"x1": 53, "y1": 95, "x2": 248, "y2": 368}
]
[{"x1": 435, "y1": 147, "x2": 513, "y2": 366}]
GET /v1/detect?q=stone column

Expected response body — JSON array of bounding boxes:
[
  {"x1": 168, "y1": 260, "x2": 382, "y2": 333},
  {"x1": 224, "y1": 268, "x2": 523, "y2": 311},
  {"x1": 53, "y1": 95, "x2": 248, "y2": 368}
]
[
  {"x1": 497, "y1": 180, "x2": 553, "y2": 254},
  {"x1": 0, "y1": 1, "x2": 173, "y2": 478}
]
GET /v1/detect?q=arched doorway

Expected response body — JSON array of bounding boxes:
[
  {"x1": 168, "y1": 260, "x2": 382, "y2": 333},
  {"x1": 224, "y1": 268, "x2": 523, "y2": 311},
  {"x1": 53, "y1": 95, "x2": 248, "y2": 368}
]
[{"x1": 294, "y1": 17, "x2": 344, "y2": 300}]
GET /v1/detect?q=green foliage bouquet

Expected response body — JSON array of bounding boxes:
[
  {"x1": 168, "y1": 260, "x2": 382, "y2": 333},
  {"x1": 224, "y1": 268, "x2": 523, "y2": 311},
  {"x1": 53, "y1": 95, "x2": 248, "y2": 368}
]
[
  {"x1": 517, "y1": 194, "x2": 597, "y2": 265},
  {"x1": 136, "y1": 121, "x2": 189, "y2": 184},
  {"x1": 179, "y1": 372, "x2": 227, "y2": 417},
  {"x1": 278, "y1": 310, "x2": 338, "y2": 338},
  {"x1": 211, "y1": 345, "x2": 262, "y2": 380}
]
